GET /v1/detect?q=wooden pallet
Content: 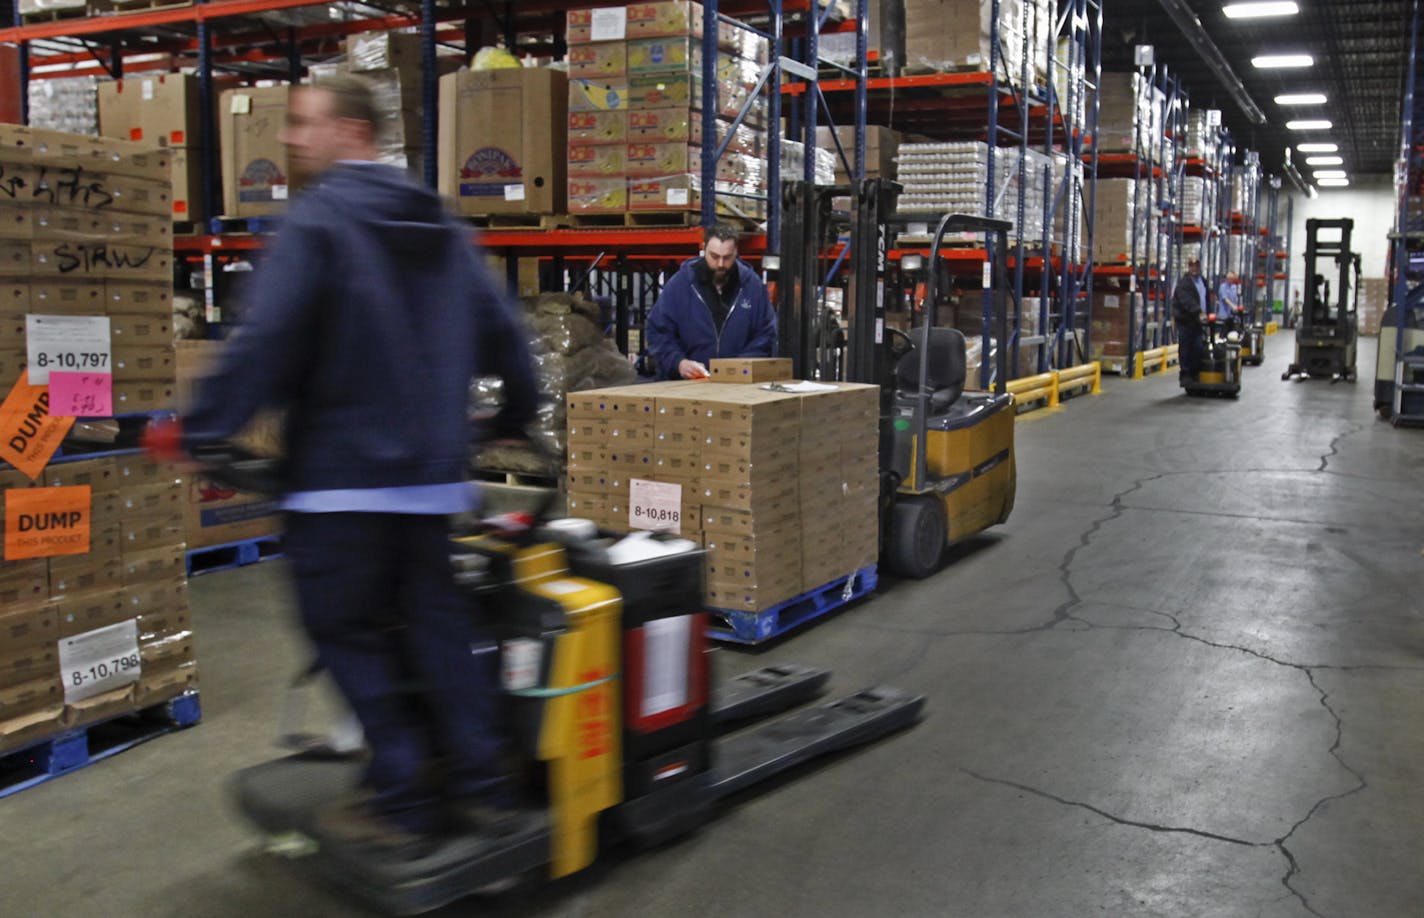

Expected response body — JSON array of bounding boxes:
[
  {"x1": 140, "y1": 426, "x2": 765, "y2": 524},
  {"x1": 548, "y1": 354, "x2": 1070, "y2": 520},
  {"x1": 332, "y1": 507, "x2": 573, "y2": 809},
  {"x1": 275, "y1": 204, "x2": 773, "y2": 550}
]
[
  {"x1": 19, "y1": 4, "x2": 86, "y2": 22},
  {"x1": 708, "y1": 566, "x2": 878, "y2": 645},
  {"x1": 100, "y1": 0, "x2": 193, "y2": 13},
  {"x1": 468, "y1": 213, "x2": 571, "y2": 230}
]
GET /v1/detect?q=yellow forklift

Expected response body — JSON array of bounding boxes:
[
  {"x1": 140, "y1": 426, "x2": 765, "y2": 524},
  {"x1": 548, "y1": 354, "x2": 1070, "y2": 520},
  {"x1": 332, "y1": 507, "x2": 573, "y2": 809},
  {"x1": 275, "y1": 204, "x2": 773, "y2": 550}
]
[{"x1": 776, "y1": 180, "x2": 1016, "y2": 579}]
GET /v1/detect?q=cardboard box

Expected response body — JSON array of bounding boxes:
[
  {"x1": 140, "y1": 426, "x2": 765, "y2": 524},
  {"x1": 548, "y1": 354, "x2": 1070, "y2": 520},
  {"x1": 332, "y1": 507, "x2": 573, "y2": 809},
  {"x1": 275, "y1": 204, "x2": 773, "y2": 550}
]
[
  {"x1": 109, "y1": 312, "x2": 173, "y2": 345},
  {"x1": 112, "y1": 345, "x2": 176, "y2": 383},
  {"x1": 51, "y1": 587, "x2": 128, "y2": 637},
  {"x1": 42, "y1": 457, "x2": 118, "y2": 493},
  {"x1": 28, "y1": 238, "x2": 172, "y2": 281},
  {"x1": 815, "y1": 125, "x2": 900, "y2": 181},
  {"x1": 220, "y1": 86, "x2": 292, "y2": 218},
  {"x1": 168, "y1": 148, "x2": 205, "y2": 222},
  {"x1": 97, "y1": 75, "x2": 201, "y2": 149},
  {"x1": 0, "y1": 677, "x2": 63, "y2": 720},
  {"x1": 112, "y1": 381, "x2": 176, "y2": 414},
  {"x1": 568, "y1": 78, "x2": 630, "y2": 112},
  {"x1": 708, "y1": 357, "x2": 793, "y2": 382},
  {"x1": 105, "y1": 281, "x2": 172, "y2": 315},
  {"x1": 183, "y1": 473, "x2": 282, "y2": 550},
  {"x1": 568, "y1": 177, "x2": 628, "y2": 213},
  {"x1": 133, "y1": 661, "x2": 197, "y2": 707},
  {"x1": 118, "y1": 509, "x2": 184, "y2": 554},
  {"x1": 121, "y1": 543, "x2": 185, "y2": 585},
  {"x1": 439, "y1": 68, "x2": 568, "y2": 216},
  {"x1": 0, "y1": 639, "x2": 58, "y2": 691},
  {"x1": 346, "y1": 30, "x2": 423, "y2": 72},
  {"x1": 568, "y1": 40, "x2": 628, "y2": 79},
  {"x1": 568, "y1": 143, "x2": 627, "y2": 178},
  {"x1": 49, "y1": 557, "x2": 123, "y2": 597},
  {"x1": 568, "y1": 109, "x2": 627, "y2": 145}
]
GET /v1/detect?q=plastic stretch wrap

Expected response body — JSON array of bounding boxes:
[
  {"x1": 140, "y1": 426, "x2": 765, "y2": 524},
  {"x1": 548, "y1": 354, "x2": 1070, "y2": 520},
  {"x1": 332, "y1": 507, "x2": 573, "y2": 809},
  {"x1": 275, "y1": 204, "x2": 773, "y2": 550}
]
[{"x1": 28, "y1": 77, "x2": 99, "y2": 136}]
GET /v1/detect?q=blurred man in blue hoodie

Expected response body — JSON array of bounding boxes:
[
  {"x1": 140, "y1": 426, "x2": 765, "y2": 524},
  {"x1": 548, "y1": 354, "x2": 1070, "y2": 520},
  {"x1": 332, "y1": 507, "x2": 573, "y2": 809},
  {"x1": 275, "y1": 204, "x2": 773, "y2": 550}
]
[
  {"x1": 162, "y1": 77, "x2": 537, "y2": 856},
  {"x1": 645, "y1": 222, "x2": 777, "y2": 379}
]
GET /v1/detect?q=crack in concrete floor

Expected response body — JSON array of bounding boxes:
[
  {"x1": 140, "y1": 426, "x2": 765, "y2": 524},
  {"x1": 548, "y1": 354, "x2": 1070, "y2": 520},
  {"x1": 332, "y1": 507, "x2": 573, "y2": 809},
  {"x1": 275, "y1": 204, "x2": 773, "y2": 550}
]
[{"x1": 908, "y1": 425, "x2": 1391, "y2": 916}]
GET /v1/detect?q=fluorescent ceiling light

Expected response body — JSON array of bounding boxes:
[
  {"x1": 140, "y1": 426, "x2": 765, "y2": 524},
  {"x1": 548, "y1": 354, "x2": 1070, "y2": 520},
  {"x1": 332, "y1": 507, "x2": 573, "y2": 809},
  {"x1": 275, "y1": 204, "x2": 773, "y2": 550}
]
[
  {"x1": 1223, "y1": 1, "x2": 1299, "y2": 18},
  {"x1": 1297, "y1": 142, "x2": 1339, "y2": 153},
  {"x1": 1305, "y1": 155, "x2": 1343, "y2": 165},
  {"x1": 1316, "y1": 178, "x2": 1350, "y2": 187},
  {"x1": 1287, "y1": 120, "x2": 1332, "y2": 130},
  {"x1": 1274, "y1": 93, "x2": 1326, "y2": 105},
  {"x1": 1253, "y1": 54, "x2": 1314, "y2": 68},
  {"x1": 1312, "y1": 170, "x2": 1347, "y2": 179}
]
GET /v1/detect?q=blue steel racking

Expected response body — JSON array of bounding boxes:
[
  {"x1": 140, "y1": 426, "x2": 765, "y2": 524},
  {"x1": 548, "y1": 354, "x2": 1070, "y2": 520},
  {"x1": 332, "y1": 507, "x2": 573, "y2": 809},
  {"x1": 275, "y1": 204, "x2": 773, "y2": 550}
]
[{"x1": 1380, "y1": 0, "x2": 1424, "y2": 423}]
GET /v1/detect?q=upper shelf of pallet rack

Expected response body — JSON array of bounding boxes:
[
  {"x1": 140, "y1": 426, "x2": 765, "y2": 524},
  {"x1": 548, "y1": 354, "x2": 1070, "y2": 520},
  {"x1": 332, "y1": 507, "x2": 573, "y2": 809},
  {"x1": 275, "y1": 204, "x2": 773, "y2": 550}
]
[
  {"x1": 1, "y1": 0, "x2": 838, "y2": 44},
  {"x1": 172, "y1": 226, "x2": 771, "y2": 257}
]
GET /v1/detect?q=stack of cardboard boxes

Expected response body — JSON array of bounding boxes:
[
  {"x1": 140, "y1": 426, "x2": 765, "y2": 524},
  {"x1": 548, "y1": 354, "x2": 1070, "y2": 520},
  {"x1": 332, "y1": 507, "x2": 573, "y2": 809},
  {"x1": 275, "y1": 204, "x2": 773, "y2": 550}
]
[
  {"x1": 1086, "y1": 281, "x2": 1146, "y2": 362},
  {"x1": 218, "y1": 85, "x2": 293, "y2": 220},
  {"x1": 97, "y1": 75, "x2": 205, "y2": 224},
  {"x1": 563, "y1": 1, "x2": 770, "y2": 220},
  {"x1": 0, "y1": 125, "x2": 196, "y2": 755},
  {"x1": 1089, "y1": 178, "x2": 1153, "y2": 264},
  {"x1": 903, "y1": 0, "x2": 1052, "y2": 89},
  {"x1": 565, "y1": 361, "x2": 879, "y2": 613},
  {"x1": 1357, "y1": 277, "x2": 1389, "y2": 335},
  {"x1": 814, "y1": 125, "x2": 901, "y2": 186},
  {"x1": 1095, "y1": 72, "x2": 1166, "y2": 161}
]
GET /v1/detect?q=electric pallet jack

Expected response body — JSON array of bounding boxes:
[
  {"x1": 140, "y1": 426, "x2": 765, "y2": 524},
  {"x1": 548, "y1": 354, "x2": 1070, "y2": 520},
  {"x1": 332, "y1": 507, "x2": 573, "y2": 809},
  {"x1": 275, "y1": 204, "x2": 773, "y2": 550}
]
[
  {"x1": 1233, "y1": 305, "x2": 1265, "y2": 367},
  {"x1": 775, "y1": 180, "x2": 1017, "y2": 580},
  {"x1": 1181, "y1": 313, "x2": 1243, "y2": 397},
  {"x1": 188, "y1": 444, "x2": 924, "y2": 915},
  {"x1": 1283, "y1": 217, "x2": 1360, "y2": 381}
]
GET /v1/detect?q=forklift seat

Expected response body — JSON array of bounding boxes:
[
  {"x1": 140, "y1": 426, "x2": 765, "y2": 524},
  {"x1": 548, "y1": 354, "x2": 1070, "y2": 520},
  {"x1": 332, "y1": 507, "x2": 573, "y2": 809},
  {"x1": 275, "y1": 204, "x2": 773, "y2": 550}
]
[{"x1": 895, "y1": 326, "x2": 967, "y2": 412}]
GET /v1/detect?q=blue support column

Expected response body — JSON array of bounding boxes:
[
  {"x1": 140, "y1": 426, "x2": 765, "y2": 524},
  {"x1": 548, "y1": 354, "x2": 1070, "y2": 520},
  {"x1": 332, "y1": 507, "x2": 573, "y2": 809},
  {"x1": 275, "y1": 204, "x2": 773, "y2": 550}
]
[
  {"x1": 197, "y1": 10, "x2": 217, "y2": 228},
  {"x1": 14, "y1": 4, "x2": 27, "y2": 124},
  {"x1": 766, "y1": 0, "x2": 783, "y2": 249},
  {"x1": 853, "y1": 0, "x2": 867, "y2": 183},
  {"x1": 700, "y1": 0, "x2": 719, "y2": 226}
]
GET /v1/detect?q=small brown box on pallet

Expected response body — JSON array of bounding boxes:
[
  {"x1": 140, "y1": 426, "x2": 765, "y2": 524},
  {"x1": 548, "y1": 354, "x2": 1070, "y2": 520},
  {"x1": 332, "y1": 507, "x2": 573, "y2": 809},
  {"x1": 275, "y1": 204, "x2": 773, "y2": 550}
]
[
  {"x1": 183, "y1": 473, "x2": 283, "y2": 550},
  {"x1": 0, "y1": 677, "x2": 63, "y2": 721},
  {"x1": 120, "y1": 577, "x2": 188, "y2": 620},
  {"x1": 566, "y1": 444, "x2": 610, "y2": 471},
  {"x1": 49, "y1": 558, "x2": 123, "y2": 597},
  {"x1": 42, "y1": 457, "x2": 118, "y2": 493},
  {"x1": 566, "y1": 417, "x2": 609, "y2": 444},
  {"x1": 815, "y1": 125, "x2": 900, "y2": 182},
  {"x1": 0, "y1": 639, "x2": 58, "y2": 692},
  {"x1": 0, "y1": 564, "x2": 48, "y2": 607},
  {"x1": 565, "y1": 491, "x2": 609, "y2": 522},
  {"x1": 568, "y1": 110, "x2": 627, "y2": 145},
  {"x1": 134, "y1": 661, "x2": 198, "y2": 707},
  {"x1": 109, "y1": 312, "x2": 172, "y2": 345},
  {"x1": 220, "y1": 86, "x2": 293, "y2": 218},
  {"x1": 51, "y1": 587, "x2": 128, "y2": 637},
  {"x1": 115, "y1": 479, "x2": 185, "y2": 517},
  {"x1": 705, "y1": 578, "x2": 800, "y2": 613},
  {"x1": 112, "y1": 345, "x2": 176, "y2": 383},
  {"x1": 121, "y1": 544, "x2": 185, "y2": 586},
  {"x1": 568, "y1": 40, "x2": 628, "y2": 79},
  {"x1": 106, "y1": 281, "x2": 172, "y2": 315},
  {"x1": 701, "y1": 495, "x2": 798, "y2": 536},
  {"x1": 707, "y1": 358, "x2": 793, "y2": 383},
  {"x1": 112, "y1": 381, "x2": 176, "y2": 414},
  {"x1": 438, "y1": 68, "x2": 568, "y2": 217},
  {"x1": 28, "y1": 239, "x2": 172, "y2": 281},
  {"x1": 118, "y1": 510, "x2": 184, "y2": 554},
  {"x1": 98, "y1": 75, "x2": 201, "y2": 149}
]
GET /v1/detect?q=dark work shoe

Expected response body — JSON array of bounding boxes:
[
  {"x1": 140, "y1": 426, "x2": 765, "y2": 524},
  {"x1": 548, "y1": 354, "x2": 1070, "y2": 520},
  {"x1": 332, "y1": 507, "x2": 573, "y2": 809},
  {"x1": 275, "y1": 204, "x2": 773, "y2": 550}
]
[{"x1": 313, "y1": 796, "x2": 443, "y2": 861}]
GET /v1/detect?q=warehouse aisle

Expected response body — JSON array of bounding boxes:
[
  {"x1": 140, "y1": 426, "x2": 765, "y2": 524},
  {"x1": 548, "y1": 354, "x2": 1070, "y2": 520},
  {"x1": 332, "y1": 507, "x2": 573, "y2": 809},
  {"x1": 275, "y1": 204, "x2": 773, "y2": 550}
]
[{"x1": 3, "y1": 332, "x2": 1421, "y2": 918}]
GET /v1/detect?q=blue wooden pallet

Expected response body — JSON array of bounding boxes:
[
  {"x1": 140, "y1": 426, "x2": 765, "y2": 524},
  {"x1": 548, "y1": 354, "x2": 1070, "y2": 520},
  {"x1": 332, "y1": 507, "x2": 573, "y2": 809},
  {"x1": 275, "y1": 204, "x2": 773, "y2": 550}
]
[
  {"x1": 708, "y1": 566, "x2": 879, "y2": 645},
  {"x1": 0, "y1": 692, "x2": 201, "y2": 799},
  {"x1": 186, "y1": 535, "x2": 283, "y2": 576}
]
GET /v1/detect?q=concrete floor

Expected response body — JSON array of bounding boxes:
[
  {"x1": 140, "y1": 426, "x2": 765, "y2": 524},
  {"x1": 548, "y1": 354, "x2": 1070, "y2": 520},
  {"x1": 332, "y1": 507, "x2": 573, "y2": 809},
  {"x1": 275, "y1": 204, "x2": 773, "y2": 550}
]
[{"x1": 3, "y1": 331, "x2": 1422, "y2": 918}]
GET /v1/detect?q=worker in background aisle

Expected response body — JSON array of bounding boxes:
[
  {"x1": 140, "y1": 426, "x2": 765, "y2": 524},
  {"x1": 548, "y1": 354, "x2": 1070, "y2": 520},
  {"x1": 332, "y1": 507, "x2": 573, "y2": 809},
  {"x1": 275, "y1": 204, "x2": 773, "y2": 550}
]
[
  {"x1": 1217, "y1": 271, "x2": 1242, "y2": 322},
  {"x1": 1172, "y1": 255, "x2": 1210, "y2": 382},
  {"x1": 147, "y1": 77, "x2": 537, "y2": 858},
  {"x1": 645, "y1": 221, "x2": 778, "y2": 380}
]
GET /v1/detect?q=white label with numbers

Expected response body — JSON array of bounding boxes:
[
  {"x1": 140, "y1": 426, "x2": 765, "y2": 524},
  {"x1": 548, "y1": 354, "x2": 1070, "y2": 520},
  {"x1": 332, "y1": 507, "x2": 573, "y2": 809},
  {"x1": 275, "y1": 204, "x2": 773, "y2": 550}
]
[
  {"x1": 666, "y1": 187, "x2": 690, "y2": 206},
  {"x1": 26, "y1": 314, "x2": 111, "y2": 384},
  {"x1": 590, "y1": 6, "x2": 627, "y2": 40},
  {"x1": 59, "y1": 619, "x2": 141, "y2": 703},
  {"x1": 640, "y1": 615, "x2": 691, "y2": 718},
  {"x1": 981, "y1": 261, "x2": 993, "y2": 289},
  {"x1": 504, "y1": 183, "x2": 526, "y2": 201},
  {"x1": 271, "y1": 184, "x2": 289, "y2": 201},
  {"x1": 629, "y1": 478, "x2": 682, "y2": 534}
]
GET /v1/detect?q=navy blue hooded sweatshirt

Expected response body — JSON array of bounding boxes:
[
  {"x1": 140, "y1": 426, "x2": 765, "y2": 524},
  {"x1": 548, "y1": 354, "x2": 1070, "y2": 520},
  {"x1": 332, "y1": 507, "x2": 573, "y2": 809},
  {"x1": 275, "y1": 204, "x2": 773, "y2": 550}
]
[
  {"x1": 182, "y1": 162, "x2": 537, "y2": 492},
  {"x1": 645, "y1": 257, "x2": 777, "y2": 379}
]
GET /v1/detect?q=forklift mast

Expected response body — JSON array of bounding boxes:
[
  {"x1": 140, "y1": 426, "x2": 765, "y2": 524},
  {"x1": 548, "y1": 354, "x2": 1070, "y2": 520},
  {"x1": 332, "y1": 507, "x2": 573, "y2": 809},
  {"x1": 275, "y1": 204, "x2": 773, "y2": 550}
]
[{"x1": 1301, "y1": 217, "x2": 1360, "y2": 339}]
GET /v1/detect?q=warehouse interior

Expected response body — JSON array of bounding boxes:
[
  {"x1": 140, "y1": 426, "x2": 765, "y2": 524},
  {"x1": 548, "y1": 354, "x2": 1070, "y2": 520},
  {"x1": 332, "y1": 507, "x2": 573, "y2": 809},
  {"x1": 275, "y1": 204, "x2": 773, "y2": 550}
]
[{"x1": 1, "y1": 0, "x2": 1422, "y2": 915}]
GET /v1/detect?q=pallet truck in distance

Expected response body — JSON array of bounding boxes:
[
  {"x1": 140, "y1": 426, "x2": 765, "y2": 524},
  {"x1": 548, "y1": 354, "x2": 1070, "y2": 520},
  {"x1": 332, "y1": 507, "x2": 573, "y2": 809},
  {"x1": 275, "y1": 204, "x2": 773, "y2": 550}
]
[
  {"x1": 1181, "y1": 313, "x2": 1243, "y2": 398},
  {"x1": 208, "y1": 445, "x2": 923, "y2": 914}
]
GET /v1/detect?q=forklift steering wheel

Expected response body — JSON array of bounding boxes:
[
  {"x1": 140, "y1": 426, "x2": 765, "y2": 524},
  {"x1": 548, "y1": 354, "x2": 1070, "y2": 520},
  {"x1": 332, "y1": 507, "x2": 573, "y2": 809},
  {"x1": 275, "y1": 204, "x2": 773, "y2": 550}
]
[{"x1": 885, "y1": 327, "x2": 915, "y2": 361}]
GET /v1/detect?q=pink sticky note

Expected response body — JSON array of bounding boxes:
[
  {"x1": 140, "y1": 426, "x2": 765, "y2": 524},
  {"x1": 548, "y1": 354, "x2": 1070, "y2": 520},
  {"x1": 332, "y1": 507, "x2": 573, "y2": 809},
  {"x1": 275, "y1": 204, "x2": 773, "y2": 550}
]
[{"x1": 49, "y1": 371, "x2": 113, "y2": 418}]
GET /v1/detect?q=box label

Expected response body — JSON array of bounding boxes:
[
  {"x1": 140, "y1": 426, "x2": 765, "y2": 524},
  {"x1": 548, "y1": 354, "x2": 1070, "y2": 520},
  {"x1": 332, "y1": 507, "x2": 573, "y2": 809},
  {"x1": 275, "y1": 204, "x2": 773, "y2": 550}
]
[
  {"x1": 58, "y1": 619, "x2": 141, "y2": 703},
  {"x1": 25, "y1": 315, "x2": 111, "y2": 385},
  {"x1": 628, "y1": 477, "x2": 682, "y2": 533},
  {"x1": 640, "y1": 614, "x2": 690, "y2": 717},
  {"x1": 0, "y1": 371, "x2": 75, "y2": 481},
  {"x1": 590, "y1": 7, "x2": 627, "y2": 41},
  {"x1": 4, "y1": 484, "x2": 91, "y2": 559},
  {"x1": 503, "y1": 183, "x2": 526, "y2": 202}
]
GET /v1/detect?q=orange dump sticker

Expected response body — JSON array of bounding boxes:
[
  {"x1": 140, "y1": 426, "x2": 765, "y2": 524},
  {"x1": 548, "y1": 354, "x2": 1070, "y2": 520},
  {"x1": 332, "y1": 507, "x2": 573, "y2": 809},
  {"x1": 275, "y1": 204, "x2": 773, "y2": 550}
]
[
  {"x1": 0, "y1": 371, "x2": 76, "y2": 481},
  {"x1": 5, "y1": 484, "x2": 91, "y2": 560}
]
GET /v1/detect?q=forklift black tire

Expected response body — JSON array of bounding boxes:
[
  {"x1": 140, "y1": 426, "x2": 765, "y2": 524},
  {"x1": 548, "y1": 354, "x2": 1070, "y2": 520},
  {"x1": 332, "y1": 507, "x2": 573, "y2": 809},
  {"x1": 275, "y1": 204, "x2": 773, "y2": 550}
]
[{"x1": 888, "y1": 496, "x2": 946, "y2": 579}]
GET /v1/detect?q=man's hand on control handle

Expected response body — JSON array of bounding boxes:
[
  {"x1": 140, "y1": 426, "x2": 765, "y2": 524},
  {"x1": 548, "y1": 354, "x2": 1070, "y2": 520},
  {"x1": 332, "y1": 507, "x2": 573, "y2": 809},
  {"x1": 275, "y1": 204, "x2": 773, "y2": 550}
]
[{"x1": 679, "y1": 359, "x2": 710, "y2": 380}]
